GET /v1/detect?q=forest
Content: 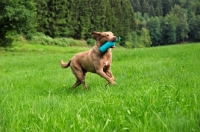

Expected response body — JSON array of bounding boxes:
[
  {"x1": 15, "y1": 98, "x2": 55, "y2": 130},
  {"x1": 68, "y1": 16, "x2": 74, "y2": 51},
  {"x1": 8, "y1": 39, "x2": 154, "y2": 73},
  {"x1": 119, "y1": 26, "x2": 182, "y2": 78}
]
[{"x1": 0, "y1": 0, "x2": 200, "y2": 47}]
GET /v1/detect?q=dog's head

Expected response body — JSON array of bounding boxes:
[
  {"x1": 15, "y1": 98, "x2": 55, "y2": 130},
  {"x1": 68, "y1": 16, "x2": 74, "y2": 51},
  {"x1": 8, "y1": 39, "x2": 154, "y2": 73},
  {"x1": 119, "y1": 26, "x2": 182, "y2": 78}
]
[{"x1": 92, "y1": 31, "x2": 117, "y2": 47}]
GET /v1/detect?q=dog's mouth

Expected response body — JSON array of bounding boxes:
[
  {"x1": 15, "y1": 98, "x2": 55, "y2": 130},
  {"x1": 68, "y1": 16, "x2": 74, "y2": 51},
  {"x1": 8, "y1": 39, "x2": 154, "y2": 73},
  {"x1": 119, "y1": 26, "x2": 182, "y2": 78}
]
[
  {"x1": 102, "y1": 41, "x2": 115, "y2": 48},
  {"x1": 111, "y1": 45, "x2": 115, "y2": 48},
  {"x1": 105, "y1": 36, "x2": 117, "y2": 48}
]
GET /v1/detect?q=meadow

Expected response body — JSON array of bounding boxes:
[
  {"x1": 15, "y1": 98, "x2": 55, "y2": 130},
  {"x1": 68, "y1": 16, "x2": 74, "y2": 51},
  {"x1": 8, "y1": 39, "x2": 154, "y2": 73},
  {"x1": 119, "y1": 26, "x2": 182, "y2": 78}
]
[{"x1": 0, "y1": 43, "x2": 200, "y2": 131}]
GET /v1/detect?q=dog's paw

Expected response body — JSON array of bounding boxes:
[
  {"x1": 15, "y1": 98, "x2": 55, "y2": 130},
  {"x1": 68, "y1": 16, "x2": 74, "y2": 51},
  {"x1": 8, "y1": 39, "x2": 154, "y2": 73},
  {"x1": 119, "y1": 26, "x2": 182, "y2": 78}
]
[
  {"x1": 105, "y1": 82, "x2": 117, "y2": 87},
  {"x1": 111, "y1": 81, "x2": 117, "y2": 85}
]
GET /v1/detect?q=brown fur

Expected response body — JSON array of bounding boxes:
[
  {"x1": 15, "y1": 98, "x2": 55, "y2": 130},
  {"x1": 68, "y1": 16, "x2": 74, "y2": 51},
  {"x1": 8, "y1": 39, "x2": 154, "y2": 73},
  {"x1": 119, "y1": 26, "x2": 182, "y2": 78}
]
[{"x1": 61, "y1": 31, "x2": 117, "y2": 90}]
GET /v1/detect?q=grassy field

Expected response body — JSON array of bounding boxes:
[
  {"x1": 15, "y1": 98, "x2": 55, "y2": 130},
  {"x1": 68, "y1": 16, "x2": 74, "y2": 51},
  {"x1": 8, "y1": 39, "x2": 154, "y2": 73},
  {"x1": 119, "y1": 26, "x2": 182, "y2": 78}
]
[{"x1": 0, "y1": 44, "x2": 200, "y2": 131}]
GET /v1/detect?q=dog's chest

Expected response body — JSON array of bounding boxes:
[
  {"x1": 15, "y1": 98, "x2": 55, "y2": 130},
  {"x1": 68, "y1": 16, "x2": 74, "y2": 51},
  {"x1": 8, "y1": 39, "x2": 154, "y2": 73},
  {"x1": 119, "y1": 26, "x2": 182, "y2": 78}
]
[
  {"x1": 104, "y1": 61, "x2": 110, "y2": 66},
  {"x1": 102, "y1": 52, "x2": 112, "y2": 66}
]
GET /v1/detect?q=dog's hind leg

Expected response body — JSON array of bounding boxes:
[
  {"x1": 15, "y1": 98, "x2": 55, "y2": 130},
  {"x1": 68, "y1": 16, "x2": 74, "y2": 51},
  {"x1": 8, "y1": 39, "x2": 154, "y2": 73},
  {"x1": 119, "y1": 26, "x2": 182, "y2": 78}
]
[
  {"x1": 81, "y1": 79, "x2": 88, "y2": 90},
  {"x1": 71, "y1": 66, "x2": 88, "y2": 90},
  {"x1": 75, "y1": 74, "x2": 88, "y2": 90},
  {"x1": 80, "y1": 71, "x2": 88, "y2": 90},
  {"x1": 72, "y1": 79, "x2": 81, "y2": 89}
]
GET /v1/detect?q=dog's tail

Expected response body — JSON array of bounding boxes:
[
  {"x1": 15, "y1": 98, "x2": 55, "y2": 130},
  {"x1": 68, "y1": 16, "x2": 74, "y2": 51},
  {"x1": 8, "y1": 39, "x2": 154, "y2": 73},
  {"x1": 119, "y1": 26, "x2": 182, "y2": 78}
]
[{"x1": 61, "y1": 60, "x2": 71, "y2": 68}]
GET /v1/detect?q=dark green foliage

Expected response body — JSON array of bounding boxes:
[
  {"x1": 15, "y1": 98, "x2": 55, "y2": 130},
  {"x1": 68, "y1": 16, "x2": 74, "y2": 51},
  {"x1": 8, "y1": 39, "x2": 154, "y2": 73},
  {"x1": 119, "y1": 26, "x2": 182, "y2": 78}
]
[
  {"x1": 87, "y1": 38, "x2": 96, "y2": 46},
  {"x1": 1, "y1": 0, "x2": 200, "y2": 47},
  {"x1": 162, "y1": 20, "x2": 176, "y2": 44},
  {"x1": 128, "y1": 12, "x2": 151, "y2": 48},
  {"x1": 35, "y1": 0, "x2": 136, "y2": 41},
  {"x1": 125, "y1": 29, "x2": 151, "y2": 48},
  {"x1": 133, "y1": 0, "x2": 200, "y2": 45},
  {"x1": 160, "y1": 13, "x2": 177, "y2": 44},
  {"x1": 195, "y1": 15, "x2": 200, "y2": 41},
  {"x1": 188, "y1": 13, "x2": 200, "y2": 41},
  {"x1": 35, "y1": 0, "x2": 70, "y2": 38},
  {"x1": 140, "y1": 28, "x2": 152, "y2": 47},
  {"x1": 147, "y1": 17, "x2": 162, "y2": 46},
  {"x1": 169, "y1": 5, "x2": 189, "y2": 42},
  {"x1": 0, "y1": 0, "x2": 36, "y2": 46},
  {"x1": 79, "y1": 1, "x2": 92, "y2": 39},
  {"x1": 130, "y1": 0, "x2": 181, "y2": 17},
  {"x1": 110, "y1": 0, "x2": 136, "y2": 46},
  {"x1": 90, "y1": 0, "x2": 107, "y2": 32}
]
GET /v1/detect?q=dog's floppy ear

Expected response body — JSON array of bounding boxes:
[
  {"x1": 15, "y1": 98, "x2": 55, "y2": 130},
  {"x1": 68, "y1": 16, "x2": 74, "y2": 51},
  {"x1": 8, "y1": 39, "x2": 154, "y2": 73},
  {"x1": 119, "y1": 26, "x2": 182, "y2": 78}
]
[{"x1": 92, "y1": 31, "x2": 101, "y2": 40}]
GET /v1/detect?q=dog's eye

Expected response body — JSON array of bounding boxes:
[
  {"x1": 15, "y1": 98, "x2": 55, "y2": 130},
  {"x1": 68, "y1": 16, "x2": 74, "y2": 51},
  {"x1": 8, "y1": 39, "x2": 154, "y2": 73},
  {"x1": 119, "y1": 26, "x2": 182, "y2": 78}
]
[{"x1": 106, "y1": 34, "x2": 109, "y2": 36}]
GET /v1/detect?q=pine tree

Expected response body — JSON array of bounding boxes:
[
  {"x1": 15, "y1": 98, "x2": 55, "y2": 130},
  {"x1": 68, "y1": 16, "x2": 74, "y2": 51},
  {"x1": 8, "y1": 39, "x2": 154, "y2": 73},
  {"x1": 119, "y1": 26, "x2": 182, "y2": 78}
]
[
  {"x1": 35, "y1": 0, "x2": 48, "y2": 34},
  {"x1": 90, "y1": 0, "x2": 107, "y2": 32},
  {"x1": 79, "y1": 0, "x2": 92, "y2": 39},
  {"x1": 170, "y1": 5, "x2": 189, "y2": 42},
  {"x1": 35, "y1": 0, "x2": 70, "y2": 38},
  {"x1": 142, "y1": 0, "x2": 150, "y2": 15},
  {"x1": 110, "y1": 0, "x2": 124, "y2": 38},
  {"x1": 155, "y1": 0, "x2": 163, "y2": 16},
  {"x1": 146, "y1": 17, "x2": 162, "y2": 46},
  {"x1": 130, "y1": 0, "x2": 141, "y2": 12},
  {"x1": 188, "y1": 11, "x2": 200, "y2": 41},
  {"x1": 162, "y1": 16, "x2": 177, "y2": 44},
  {"x1": 66, "y1": 0, "x2": 81, "y2": 39},
  {"x1": 196, "y1": 1, "x2": 200, "y2": 15},
  {"x1": 34, "y1": 0, "x2": 137, "y2": 42},
  {"x1": 104, "y1": 1, "x2": 116, "y2": 32},
  {"x1": 110, "y1": 0, "x2": 136, "y2": 44}
]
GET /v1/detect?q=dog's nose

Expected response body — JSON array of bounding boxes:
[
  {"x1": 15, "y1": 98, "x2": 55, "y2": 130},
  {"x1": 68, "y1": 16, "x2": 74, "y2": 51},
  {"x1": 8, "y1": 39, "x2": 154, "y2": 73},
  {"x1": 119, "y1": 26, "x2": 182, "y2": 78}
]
[{"x1": 112, "y1": 36, "x2": 117, "y2": 41}]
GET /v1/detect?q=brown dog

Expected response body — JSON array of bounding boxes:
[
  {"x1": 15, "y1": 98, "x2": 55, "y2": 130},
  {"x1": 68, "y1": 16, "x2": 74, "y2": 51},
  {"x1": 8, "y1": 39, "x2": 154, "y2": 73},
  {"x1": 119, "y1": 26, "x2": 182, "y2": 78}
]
[{"x1": 61, "y1": 31, "x2": 117, "y2": 90}]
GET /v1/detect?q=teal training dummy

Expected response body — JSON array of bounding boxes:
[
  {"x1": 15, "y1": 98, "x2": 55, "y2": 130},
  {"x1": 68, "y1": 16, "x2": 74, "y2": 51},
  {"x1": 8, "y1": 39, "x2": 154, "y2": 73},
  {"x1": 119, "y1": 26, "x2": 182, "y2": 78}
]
[{"x1": 99, "y1": 37, "x2": 121, "y2": 53}]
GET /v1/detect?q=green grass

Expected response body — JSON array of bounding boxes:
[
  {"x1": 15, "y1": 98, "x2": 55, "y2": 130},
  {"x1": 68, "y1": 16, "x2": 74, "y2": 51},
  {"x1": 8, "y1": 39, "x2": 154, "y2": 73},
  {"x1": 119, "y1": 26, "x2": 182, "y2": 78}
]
[{"x1": 0, "y1": 44, "x2": 200, "y2": 131}]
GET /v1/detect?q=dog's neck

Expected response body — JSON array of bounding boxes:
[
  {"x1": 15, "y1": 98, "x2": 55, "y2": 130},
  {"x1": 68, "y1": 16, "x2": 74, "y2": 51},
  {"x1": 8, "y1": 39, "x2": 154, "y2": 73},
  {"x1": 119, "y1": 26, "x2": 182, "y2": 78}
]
[{"x1": 95, "y1": 41, "x2": 102, "y2": 47}]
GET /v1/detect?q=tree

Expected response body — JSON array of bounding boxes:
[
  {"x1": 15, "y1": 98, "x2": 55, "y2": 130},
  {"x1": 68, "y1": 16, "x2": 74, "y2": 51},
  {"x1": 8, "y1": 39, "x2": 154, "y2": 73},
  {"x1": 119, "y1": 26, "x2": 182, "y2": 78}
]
[
  {"x1": 0, "y1": 0, "x2": 36, "y2": 46},
  {"x1": 169, "y1": 5, "x2": 189, "y2": 42},
  {"x1": 110, "y1": 0, "x2": 124, "y2": 38},
  {"x1": 66, "y1": 0, "x2": 82, "y2": 39},
  {"x1": 130, "y1": 0, "x2": 141, "y2": 12},
  {"x1": 140, "y1": 28, "x2": 152, "y2": 47},
  {"x1": 90, "y1": 0, "x2": 107, "y2": 32},
  {"x1": 147, "y1": 17, "x2": 162, "y2": 46},
  {"x1": 162, "y1": 15, "x2": 177, "y2": 44},
  {"x1": 110, "y1": 0, "x2": 136, "y2": 45},
  {"x1": 35, "y1": 0, "x2": 70, "y2": 38},
  {"x1": 195, "y1": 1, "x2": 200, "y2": 15},
  {"x1": 142, "y1": 0, "x2": 150, "y2": 16},
  {"x1": 121, "y1": 0, "x2": 136, "y2": 38},
  {"x1": 195, "y1": 15, "x2": 200, "y2": 41},
  {"x1": 188, "y1": 13, "x2": 200, "y2": 41},
  {"x1": 79, "y1": 0, "x2": 93, "y2": 39},
  {"x1": 154, "y1": 0, "x2": 163, "y2": 16}
]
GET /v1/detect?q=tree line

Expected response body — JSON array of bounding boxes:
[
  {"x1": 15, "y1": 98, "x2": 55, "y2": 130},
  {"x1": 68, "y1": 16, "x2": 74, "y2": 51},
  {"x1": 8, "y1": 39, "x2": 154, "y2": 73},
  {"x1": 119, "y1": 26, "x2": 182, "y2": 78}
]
[
  {"x1": 0, "y1": 0, "x2": 136, "y2": 47},
  {"x1": 129, "y1": 0, "x2": 200, "y2": 47},
  {"x1": 0, "y1": 0, "x2": 200, "y2": 47},
  {"x1": 36, "y1": 0, "x2": 136, "y2": 40}
]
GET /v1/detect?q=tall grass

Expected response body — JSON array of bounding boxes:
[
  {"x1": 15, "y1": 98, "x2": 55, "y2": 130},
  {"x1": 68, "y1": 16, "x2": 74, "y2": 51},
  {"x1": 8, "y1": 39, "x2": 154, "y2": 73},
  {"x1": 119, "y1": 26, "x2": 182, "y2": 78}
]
[{"x1": 0, "y1": 44, "x2": 199, "y2": 131}]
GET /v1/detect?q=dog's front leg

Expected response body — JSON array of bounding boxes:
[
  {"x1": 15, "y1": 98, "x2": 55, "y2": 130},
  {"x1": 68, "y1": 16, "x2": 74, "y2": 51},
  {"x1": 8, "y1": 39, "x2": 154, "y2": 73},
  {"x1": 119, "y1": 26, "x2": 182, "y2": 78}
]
[
  {"x1": 103, "y1": 65, "x2": 114, "y2": 81},
  {"x1": 96, "y1": 69, "x2": 116, "y2": 85},
  {"x1": 105, "y1": 70, "x2": 115, "y2": 81}
]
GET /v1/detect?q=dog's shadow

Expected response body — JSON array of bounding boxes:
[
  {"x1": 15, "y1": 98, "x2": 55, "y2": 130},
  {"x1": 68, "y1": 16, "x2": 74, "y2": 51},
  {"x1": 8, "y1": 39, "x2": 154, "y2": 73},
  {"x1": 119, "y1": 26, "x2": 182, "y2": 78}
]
[
  {"x1": 52, "y1": 86, "x2": 89, "y2": 96},
  {"x1": 38, "y1": 80, "x2": 113, "y2": 97}
]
